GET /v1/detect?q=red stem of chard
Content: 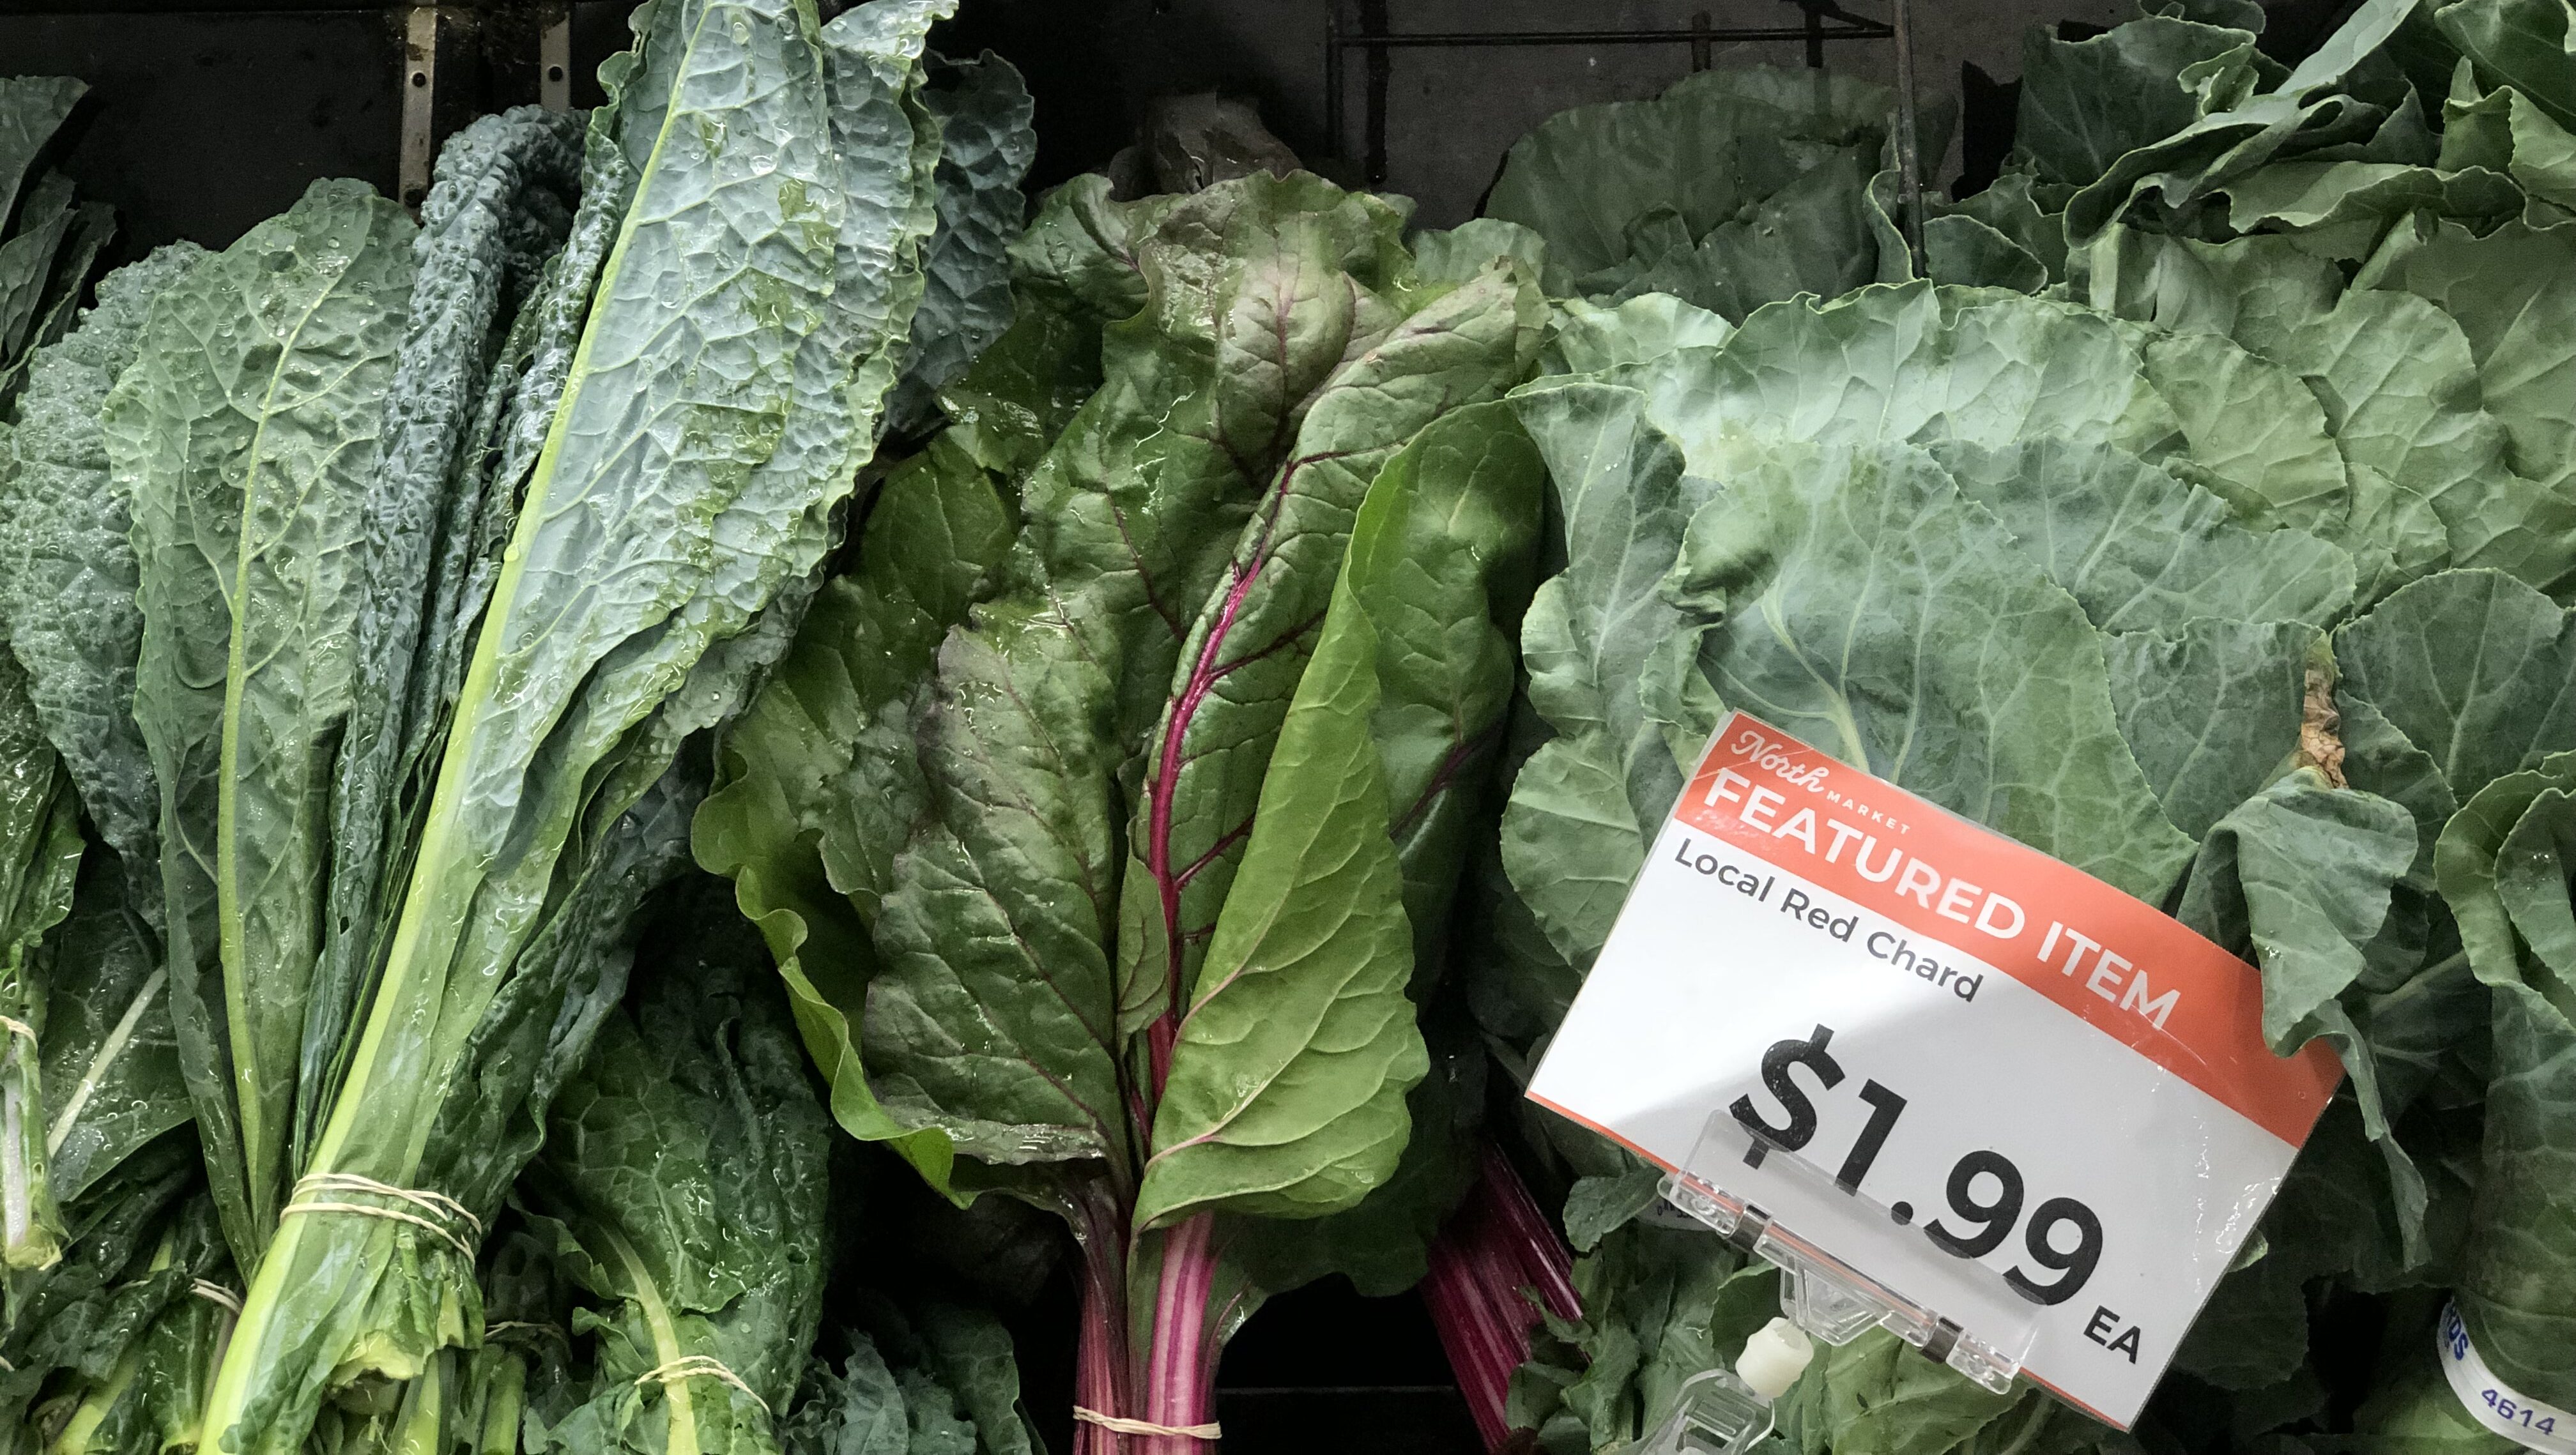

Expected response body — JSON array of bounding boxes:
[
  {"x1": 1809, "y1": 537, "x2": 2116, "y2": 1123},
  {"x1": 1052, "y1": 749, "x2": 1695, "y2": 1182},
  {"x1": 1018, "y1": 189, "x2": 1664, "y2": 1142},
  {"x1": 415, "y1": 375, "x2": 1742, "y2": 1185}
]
[
  {"x1": 1139, "y1": 1212, "x2": 1221, "y2": 1455},
  {"x1": 1073, "y1": 1191, "x2": 1137, "y2": 1455},
  {"x1": 1423, "y1": 1148, "x2": 1581, "y2": 1451}
]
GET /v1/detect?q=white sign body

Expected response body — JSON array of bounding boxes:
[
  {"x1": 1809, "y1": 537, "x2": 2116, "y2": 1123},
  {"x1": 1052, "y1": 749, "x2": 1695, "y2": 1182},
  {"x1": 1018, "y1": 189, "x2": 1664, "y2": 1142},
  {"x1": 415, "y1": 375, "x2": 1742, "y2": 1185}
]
[{"x1": 1529, "y1": 713, "x2": 2342, "y2": 1428}]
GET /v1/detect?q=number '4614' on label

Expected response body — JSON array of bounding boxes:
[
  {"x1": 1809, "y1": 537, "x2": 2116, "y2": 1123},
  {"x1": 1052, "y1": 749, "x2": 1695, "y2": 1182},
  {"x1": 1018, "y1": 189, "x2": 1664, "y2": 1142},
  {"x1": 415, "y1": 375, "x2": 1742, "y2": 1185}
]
[{"x1": 1528, "y1": 713, "x2": 2343, "y2": 1429}]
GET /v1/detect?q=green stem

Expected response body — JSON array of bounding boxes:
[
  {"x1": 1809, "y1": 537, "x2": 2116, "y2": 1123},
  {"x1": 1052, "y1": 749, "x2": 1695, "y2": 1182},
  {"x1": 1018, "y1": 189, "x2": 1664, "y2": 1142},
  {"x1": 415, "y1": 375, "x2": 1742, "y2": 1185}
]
[
  {"x1": 600, "y1": 1223, "x2": 699, "y2": 1455},
  {"x1": 391, "y1": 1352, "x2": 448, "y2": 1455}
]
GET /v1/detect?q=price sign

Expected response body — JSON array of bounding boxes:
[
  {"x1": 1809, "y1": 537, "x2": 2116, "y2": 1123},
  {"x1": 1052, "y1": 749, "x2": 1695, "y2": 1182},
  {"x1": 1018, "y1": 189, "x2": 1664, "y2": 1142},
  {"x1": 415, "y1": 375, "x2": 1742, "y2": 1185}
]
[{"x1": 1528, "y1": 713, "x2": 2342, "y2": 1428}]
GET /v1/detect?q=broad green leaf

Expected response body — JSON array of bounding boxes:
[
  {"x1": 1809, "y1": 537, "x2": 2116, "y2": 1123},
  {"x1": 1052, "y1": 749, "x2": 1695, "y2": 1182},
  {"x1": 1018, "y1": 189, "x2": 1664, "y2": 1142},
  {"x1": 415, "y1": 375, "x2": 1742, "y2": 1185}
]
[
  {"x1": 1929, "y1": 436, "x2": 2354, "y2": 631},
  {"x1": 1496, "y1": 379, "x2": 1700, "y2": 970},
  {"x1": 1353, "y1": 403, "x2": 1544, "y2": 980},
  {"x1": 2442, "y1": 62, "x2": 2576, "y2": 209},
  {"x1": 1506, "y1": 380, "x2": 1701, "y2": 827},
  {"x1": 2014, "y1": 14, "x2": 2265, "y2": 187},
  {"x1": 2364, "y1": 218, "x2": 2576, "y2": 508},
  {"x1": 2437, "y1": 0, "x2": 2576, "y2": 132},
  {"x1": 1485, "y1": 66, "x2": 1892, "y2": 289},
  {"x1": 1222, "y1": 1026, "x2": 1484, "y2": 1301},
  {"x1": 2182, "y1": 770, "x2": 2419, "y2": 1053},
  {"x1": 1119, "y1": 269, "x2": 1537, "y2": 1033},
  {"x1": 1667, "y1": 438, "x2": 2196, "y2": 901},
  {"x1": 2138, "y1": 328, "x2": 2355, "y2": 532},
  {"x1": 1776, "y1": 1327, "x2": 2020, "y2": 1455},
  {"x1": 114, "y1": 177, "x2": 417, "y2": 1259},
  {"x1": 695, "y1": 438, "x2": 1011, "y2": 1174},
  {"x1": 2173, "y1": 1242, "x2": 2311, "y2": 1391},
  {"x1": 1544, "y1": 295, "x2": 1733, "y2": 377},
  {"x1": 2055, "y1": 0, "x2": 2424, "y2": 245},
  {"x1": 862, "y1": 178, "x2": 1429, "y2": 1184},
  {"x1": 1920, "y1": 209, "x2": 2048, "y2": 294},
  {"x1": 1498, "y1": 735, "x2": 1650, "y2": 973},
  {"x1": 1131, "y1": 533, "x2": 1421, "y2": 1228},
  {"x1": 1628, "y1": 283, "x2": 2182, "y2": 471},
  {"x1": 2104, "y1": 620, "x2": 2320, "y2": 842},
  {"x1": 1411, "y1": 218, "x2": 1549, "y2": 287},
  {"x1": 2334, "y1": 570, "x2": 2576, "y2": 807},
  {"x1": 1623, "y1": 151, "x2": 1881, "y2": 323},
  {"x1": 1137, "y1": 400, "x2": 1540, "y2": 1230}
]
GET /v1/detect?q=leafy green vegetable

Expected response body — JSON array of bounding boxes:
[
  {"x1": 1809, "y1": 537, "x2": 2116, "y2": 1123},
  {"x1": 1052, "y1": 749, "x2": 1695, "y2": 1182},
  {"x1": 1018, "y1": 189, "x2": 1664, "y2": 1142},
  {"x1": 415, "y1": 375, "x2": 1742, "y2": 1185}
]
[
  {"x1": 1, "y1": 242, "x2": 204, "y2": 913},
  {"x1": 0, "y1": 655, "x2": 80, "y2": 1270},
  {"x1": 702, "y1": 165, "x2": 1545, "y2": 1441},
  {"x1": 192, "y1": 3, "x2": 961, "y2": 1449},
  {"x1": 1485, "y1": 66, "x2": 1901, "y2": 314},
  {"x1": 0, "y1": 76, "x2": 111, "y2": 415},
  {"x1": 1473, "y1": 274, "x2": 2511, "y2": 1447},
  {"x1": 887, "y1": 54, "x2": 1038, "y2": 438},
  {"x1": 112, "y1": 175, "x2": 418, "y2": 1263},
  {"x1": 521, "y1": 883, "x2": 829, "y2": 1455}
]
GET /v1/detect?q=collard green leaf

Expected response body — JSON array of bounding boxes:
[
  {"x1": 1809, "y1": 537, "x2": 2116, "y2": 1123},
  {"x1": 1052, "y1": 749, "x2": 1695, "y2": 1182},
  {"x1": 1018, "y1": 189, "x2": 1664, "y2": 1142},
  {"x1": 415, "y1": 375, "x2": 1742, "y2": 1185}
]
[
  {"x1": 2363, "y1": 218, "x2": 2576, "y2": 507},
  {"x1": 2181, "y1": 770, "x2": 2418, "y2": 1054},
  {"x1": 2334, "y1": 569, "x2": 2576, "y2": 807},
  {"x1": 1777, "y1": 1328, "x2": 2021, "y2": 1455},
  {"x1": 2138, "y1": 328, "x2": 2356, "y2": 533},
  {"x1": 1929, "y1": 436, "x2": 2354, "y2": 632},
  {"x1": 2437, "y1": 0, "x2": 2576, "y2": 132},
  {"x1": 1627, "y1": 283, "x2": 2182, "y2": 472},
  {"x1": 1544, "y1": 295, "x2": 1733, "y2": 377},
  {"x1": 1495, "y1": 378, "x2": 1698, "y2": 970},
  {"x1": 2433, "y1": 756, "x2": 2576, "y2": 1406},
  {"x1": 1667, "y1": 438, "x2": 2196, "y2": 901},
  {"x1": 113, "y1": 177, "x2": 417, "y2": 1260},
  {"x1": 1486, "y1": 66, "x2": 1892, "y2": 291},
  {"x1": 2014, "y1": 14, "x2": 2266, "y2": 188},
  {"x1": 2103, "y1": 620, "x2": 2319, "y2": 843}
]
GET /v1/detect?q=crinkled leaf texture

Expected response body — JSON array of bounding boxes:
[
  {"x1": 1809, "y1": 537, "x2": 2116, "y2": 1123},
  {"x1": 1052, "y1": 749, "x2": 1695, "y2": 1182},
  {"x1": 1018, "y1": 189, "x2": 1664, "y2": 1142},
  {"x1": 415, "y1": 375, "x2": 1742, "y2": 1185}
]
[
  {"x1": 111, "y1": 177, "x2": 417, "y2": 1262},
  {"x1": 0, "y1": 243, "x2": 203, "y2": 913},
  {"x1": 201, "y1": 3, "x2": 956, "y2": 1451},
  {"x1": 523, "y1": 886, "x2": 829, "y2": 1455},
  {"x1": 886, "y1": 52, "x2": 1038, "y2": 437}
]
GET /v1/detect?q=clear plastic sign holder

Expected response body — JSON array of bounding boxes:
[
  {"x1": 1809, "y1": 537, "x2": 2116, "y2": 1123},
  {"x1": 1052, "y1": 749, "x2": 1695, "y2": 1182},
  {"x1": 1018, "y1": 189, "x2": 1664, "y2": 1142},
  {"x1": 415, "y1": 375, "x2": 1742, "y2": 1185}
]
[{"x1": 1660, "y1": 1108, "x2": 2039, "y2": 1396}]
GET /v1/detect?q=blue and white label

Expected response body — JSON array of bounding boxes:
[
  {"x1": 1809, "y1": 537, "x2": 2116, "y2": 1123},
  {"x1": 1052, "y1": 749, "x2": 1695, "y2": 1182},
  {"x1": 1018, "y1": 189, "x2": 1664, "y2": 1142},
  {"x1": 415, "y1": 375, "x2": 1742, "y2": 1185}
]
[{"x1": 2440, "y1": 1302, "x2": 2573, "y2": 1455}]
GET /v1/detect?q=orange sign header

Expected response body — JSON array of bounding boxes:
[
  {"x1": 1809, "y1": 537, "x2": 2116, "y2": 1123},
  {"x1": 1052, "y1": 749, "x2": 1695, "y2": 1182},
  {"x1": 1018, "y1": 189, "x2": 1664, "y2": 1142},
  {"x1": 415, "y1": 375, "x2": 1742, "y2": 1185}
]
[{"x1": 1676, "y1": 713, "x2": 2342, "y2": 1147}]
